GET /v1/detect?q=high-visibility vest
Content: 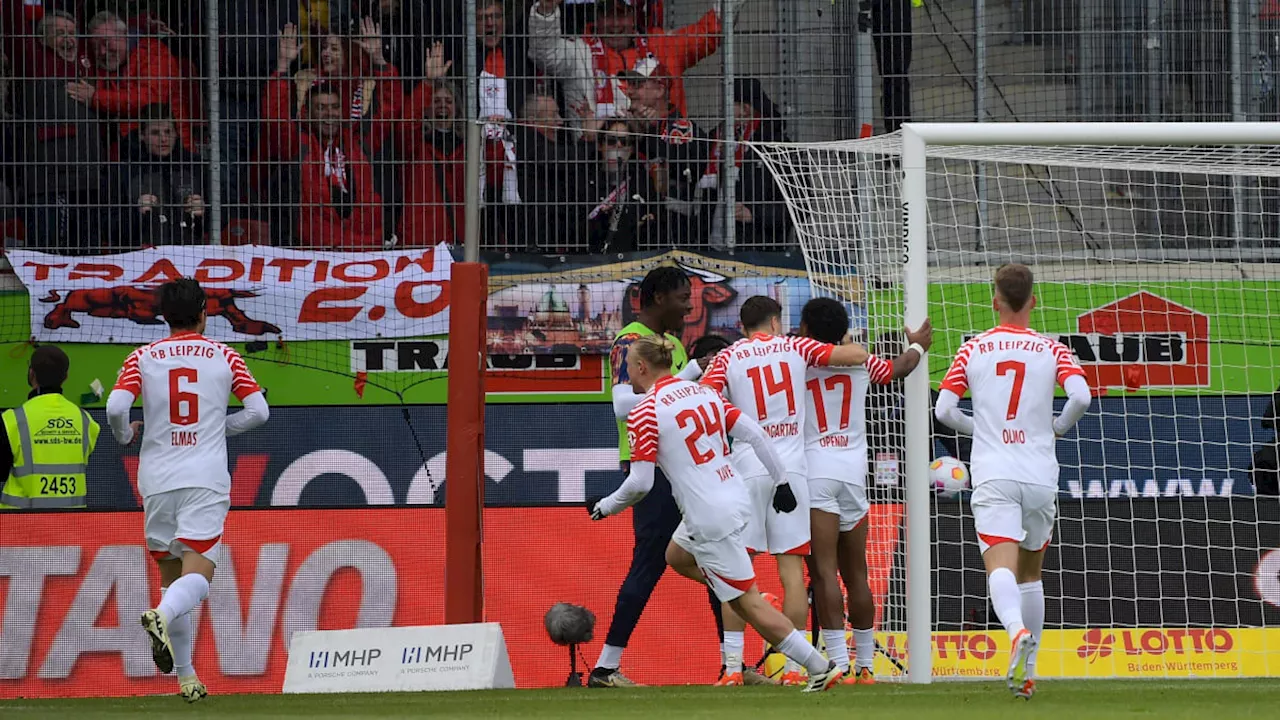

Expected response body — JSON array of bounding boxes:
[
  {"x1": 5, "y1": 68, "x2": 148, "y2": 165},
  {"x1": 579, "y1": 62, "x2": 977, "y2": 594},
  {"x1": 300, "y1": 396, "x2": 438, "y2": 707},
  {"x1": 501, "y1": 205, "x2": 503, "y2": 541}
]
[{"x1": 1, "y1": 393, "x2": 99, "y2": 509}]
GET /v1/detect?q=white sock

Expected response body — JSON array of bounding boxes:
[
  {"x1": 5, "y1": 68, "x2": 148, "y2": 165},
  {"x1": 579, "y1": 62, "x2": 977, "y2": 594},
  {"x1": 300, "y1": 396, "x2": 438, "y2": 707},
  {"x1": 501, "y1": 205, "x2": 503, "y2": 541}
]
[
  {"x1": 821, "y1": 629, "x2": 849, "y2": 670},
  {"x1": 157, "y1": 574, "x2": 209, "y2": 625},
  {"x1": 723, "y1": 631, "x2": 744, "y2": 673},
  {"x1": 987, "y1": 568, "x2": 1025, "y2": 640},
  {"x1": 595, "y1": 644, "x2": 623, "y2": 671},
  {"x1": 162, "y1": 587, "x2": 197, "y2": 679},
  {"x1": 1019, "y1": 581, "x2": 1045, "y2": 676},
  {"x1": 852, "y1": 627, "x2": 875, "y2": 670},
  {"x1": 719, "y1": 642, "x2": 726, "y2": 666},
  {"x1": 777, "y1": 630, "x2": 830, "y2": 676}
]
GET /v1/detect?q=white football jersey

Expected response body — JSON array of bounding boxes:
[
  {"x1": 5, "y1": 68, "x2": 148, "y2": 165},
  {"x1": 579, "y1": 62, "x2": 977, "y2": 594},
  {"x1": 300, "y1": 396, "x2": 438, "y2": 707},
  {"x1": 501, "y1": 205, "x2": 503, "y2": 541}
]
[
  {"x1": 628, "y1": 376, "x2": 751, "y2": 541},
  {"x1": 701, "y1": 333, "x2": 836, "y2": 478},
  {"x1": 804, "y1": 355, "x2": 893, "y2": 484},
  {"x1": 113, "y1": 331, "x2": 262, "y2": 498},
  {"x1": 940, "y1": 325, "x2": 1085, "y2": 488}
]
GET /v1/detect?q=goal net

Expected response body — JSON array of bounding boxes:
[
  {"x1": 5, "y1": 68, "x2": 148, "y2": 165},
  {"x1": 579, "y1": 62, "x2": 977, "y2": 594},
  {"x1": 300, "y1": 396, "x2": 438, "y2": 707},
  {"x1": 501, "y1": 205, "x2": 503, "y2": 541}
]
[{"x1": 749, "y1": 123, "x2": 1280, "y2": 682}]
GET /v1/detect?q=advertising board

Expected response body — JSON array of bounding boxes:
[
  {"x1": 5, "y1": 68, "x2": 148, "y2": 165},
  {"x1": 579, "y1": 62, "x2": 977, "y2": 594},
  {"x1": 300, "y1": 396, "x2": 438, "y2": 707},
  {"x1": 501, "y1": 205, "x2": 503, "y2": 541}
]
[{"x1": 1, "y1": 499, "x2": 1276, "y2": 697}]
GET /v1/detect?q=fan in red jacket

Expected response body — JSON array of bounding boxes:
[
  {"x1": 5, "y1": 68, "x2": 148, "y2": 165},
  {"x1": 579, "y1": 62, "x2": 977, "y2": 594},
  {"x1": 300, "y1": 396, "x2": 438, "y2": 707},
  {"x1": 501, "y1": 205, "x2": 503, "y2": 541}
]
[
  {"x1": 66, "y1": 11, "x2": 199, "y2": 152},
  {"x1": 258, "y1": 23, "x2": 387, "y2": 248},
  {"x1": 289, "y1": 19, "x2": 403, "y2": 131},
  {"x1": 391, "y1": 47, "x2": 508, "y2": 247},
  {"x1": 261, "y1": 77, "x2": 386, "y2": 248},
  {"x1": 529, "y1": 0, "x2": 729, "y2": 119}
]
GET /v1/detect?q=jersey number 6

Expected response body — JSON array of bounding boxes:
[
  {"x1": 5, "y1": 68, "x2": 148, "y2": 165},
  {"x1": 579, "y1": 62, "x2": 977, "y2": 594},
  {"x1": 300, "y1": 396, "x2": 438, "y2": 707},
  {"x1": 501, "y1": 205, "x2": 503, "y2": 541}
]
[{"x1": 169, "y1": 368, "x2": 200, "y2": 426}]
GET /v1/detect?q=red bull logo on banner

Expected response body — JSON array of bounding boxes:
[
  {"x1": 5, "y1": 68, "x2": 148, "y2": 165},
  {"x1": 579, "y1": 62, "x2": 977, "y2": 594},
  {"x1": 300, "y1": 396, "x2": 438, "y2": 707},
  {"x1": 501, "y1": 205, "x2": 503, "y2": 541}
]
[{"x1": 41, "y1": 287, "x2": 281, "y2": 336}]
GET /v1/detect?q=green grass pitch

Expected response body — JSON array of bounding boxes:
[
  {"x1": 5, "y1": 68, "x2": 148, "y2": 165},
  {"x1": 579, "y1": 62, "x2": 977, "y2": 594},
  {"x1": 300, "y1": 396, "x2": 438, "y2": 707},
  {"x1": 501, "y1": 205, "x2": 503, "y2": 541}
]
[{"x1": 3, "y1": 681, "x2": 1279, "y2": 719}]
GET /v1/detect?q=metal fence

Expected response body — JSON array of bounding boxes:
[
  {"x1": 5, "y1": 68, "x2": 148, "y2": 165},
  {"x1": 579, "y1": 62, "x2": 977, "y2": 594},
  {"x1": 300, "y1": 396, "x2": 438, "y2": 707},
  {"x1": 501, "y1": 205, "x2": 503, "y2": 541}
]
[{"x1": 0, "y1": 0, "x2": 1271, "y2": 255}]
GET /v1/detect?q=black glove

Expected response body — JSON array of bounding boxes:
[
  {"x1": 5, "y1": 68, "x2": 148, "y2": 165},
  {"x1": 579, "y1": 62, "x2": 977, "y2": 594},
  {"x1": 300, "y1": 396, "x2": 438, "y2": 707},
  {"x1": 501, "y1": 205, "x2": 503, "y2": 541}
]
[
  {"x1": 586, "y1": 495, "x2": 606, "y2": 521},
  {"x1": 772, "y1": 483, "x2": 797, "y2": 513}
]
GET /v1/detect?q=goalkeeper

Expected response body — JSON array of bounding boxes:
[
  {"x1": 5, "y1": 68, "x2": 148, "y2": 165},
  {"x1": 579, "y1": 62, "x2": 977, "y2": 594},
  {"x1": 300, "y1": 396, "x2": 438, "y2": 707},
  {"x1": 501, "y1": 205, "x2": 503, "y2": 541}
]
[{"x1": 587, "y1": 267, "x2": 729, "y2": 687}]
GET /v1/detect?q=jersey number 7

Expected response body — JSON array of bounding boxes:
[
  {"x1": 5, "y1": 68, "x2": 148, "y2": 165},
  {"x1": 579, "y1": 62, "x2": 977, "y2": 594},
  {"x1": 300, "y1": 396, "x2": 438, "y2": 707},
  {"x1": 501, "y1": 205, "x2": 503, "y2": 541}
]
[
  {"x1": 676, "y1": 404, "x2": 729, "y2": 466},
  {"x1": 996, "y1": 360, "x2": 1025, "y2": 420}
]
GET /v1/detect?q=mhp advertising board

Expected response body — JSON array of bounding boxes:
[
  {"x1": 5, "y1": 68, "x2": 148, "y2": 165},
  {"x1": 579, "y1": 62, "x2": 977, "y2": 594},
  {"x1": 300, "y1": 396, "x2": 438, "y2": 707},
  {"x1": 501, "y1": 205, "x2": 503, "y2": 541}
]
[{"x1": 79, "y1": 397, "x2": 1267, "y2": 510}]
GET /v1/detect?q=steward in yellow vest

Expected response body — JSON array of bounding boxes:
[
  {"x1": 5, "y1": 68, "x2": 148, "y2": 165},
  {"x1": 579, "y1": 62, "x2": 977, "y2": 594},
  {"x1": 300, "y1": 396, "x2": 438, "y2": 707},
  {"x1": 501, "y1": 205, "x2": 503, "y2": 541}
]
[{"x1": 2, "y1": 345, "x2": 99, "y2": 509}]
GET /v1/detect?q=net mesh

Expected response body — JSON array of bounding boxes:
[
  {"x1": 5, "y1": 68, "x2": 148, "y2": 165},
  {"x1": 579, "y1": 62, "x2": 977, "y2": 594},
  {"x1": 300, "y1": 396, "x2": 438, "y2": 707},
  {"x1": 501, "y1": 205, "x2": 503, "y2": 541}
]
[{"x1": 751, "y1": 130, "x2": 1280, "y2": 679}]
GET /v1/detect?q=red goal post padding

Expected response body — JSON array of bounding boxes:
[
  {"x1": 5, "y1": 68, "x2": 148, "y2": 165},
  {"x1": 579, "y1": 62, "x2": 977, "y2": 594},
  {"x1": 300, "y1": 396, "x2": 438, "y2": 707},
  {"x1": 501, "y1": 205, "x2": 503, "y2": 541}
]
[{"x1": 445, "y1": 262, "x2": 487, "y2": 624}]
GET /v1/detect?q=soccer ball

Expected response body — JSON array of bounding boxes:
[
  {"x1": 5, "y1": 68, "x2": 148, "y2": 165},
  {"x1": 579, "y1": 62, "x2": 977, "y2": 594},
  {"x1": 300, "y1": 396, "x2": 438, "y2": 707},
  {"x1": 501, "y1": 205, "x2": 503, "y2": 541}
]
[{"x1": 930, "y1": 456, "x2": 970, "y2": 498}]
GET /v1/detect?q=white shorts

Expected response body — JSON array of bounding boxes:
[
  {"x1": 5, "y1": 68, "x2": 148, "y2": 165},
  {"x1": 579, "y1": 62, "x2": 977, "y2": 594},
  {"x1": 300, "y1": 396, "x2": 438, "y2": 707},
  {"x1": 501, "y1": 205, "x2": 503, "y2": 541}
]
[
  {"x1": 143, "y1": 487, "x2": 230, "y2": 565},
  {"x1": 809, "y1": 477, "x2": 870, "y2": 533},
  {"x1": 970, "y1": 479, "x2": 1057, "y2": 554},
  {"x1": 672, "y1": 521, "x2": 756, "y2": 602},
  {"x1": 743, "y1": 472, "x2": 811, "y2": 556}
]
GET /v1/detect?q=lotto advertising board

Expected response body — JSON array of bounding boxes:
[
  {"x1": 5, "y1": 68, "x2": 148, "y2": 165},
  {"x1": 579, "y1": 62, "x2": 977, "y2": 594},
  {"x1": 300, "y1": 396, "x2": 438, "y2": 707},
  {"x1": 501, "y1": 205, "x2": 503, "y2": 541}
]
[
  {"x1": 2, "y1": 499, "x2": 1278, "y2": 698},
  {"x1": 763, "y1": 627, "x2": 1280, "y2": 680}
]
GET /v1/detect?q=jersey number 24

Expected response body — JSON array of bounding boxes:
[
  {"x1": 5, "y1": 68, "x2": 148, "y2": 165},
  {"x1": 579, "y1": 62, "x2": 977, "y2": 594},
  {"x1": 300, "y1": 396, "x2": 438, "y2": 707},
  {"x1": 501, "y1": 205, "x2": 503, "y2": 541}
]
[{"x1": 676, "y1": 403, "x2": 730, "y2": 465}]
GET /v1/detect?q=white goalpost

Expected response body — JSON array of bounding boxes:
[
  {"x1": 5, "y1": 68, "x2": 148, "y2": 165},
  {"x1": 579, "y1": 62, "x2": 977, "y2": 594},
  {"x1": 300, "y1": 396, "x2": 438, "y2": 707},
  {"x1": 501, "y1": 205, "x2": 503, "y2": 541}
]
[{"x1": 750, "y1": 123, "x2": 1280, "y2": 684}]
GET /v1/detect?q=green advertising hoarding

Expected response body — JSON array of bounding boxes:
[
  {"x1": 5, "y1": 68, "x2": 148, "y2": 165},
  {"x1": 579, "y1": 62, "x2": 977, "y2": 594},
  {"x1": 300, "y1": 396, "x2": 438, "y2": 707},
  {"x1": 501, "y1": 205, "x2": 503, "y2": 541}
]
[
  {"x1": 4, "y1": 277, "x2": 1278, "y2": 410},
  {"x1": 0, "y1": 291, "x2": 608, "y2": 409},
  {"x1": 920, "y1": 280, "x2": 1280, "y2": 396}
]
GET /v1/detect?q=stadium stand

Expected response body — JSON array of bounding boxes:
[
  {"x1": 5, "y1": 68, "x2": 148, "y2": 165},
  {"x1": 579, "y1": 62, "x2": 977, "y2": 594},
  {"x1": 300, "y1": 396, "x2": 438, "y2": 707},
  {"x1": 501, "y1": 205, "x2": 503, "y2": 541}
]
[{"x1": 1, "y1": 1, "x2": 1262, "y2": 255}]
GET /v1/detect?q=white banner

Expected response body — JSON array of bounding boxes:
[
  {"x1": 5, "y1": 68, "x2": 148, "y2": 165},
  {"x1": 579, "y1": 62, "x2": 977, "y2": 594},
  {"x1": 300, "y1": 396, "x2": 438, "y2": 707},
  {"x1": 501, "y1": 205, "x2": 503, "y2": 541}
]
[
  {"x1": 6, "y1": 245, "x2": 454, "y2": 343},
  {"x1": 283, "y1": 623, "x2": 515, "y2": 694}
]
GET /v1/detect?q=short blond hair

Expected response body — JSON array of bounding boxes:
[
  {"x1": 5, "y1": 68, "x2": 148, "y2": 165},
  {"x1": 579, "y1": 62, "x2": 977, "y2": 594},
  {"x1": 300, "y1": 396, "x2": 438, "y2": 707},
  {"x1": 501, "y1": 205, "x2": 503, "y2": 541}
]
[{"x1": 631, "y1": 335, "x2": 676, "y2": 372}]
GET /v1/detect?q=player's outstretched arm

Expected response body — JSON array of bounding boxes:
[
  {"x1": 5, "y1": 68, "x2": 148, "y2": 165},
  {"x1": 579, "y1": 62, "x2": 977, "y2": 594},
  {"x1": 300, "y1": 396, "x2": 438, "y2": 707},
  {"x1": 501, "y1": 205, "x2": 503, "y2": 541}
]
[
  {"x1": 611, "y1": 384, "x2": 642, "y2": 420},
  {"x1": 591, "y1": 461, "x2": 656, "y2": 519},
  {"x1": 1053, "y1": 375, "x2": 1091, "y2": 437},
  {"x1": 726, "y1": 408, "x2": 787, "y2": 487},
  {"x1": 612, "y1": 360, "x2": 706, "y2": 420},
  {"x1": 934, "y1": 388, "x2": 975, "y2": 435},
  {"x1": 826, "y1": 318, "x2": 933, "y2": 369},
  {"x1": 726, "y1": 408, "x2": 797, "y2": 512},
  {"x1": 105, "y1": 389, "x2": 138, "y2": 445},
  {"x1": 889, "y1": 319, "x2": 934, "y2": 380},
  {"x1": 226, "y1": 390, "x2": 270, "y2": 437}
]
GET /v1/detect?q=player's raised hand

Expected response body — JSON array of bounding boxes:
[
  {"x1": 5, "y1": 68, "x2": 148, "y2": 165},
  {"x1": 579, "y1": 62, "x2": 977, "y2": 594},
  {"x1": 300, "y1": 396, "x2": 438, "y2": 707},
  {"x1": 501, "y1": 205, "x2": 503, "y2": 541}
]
[
  {"x1": 586, "y1": 495, "x2": 606, "y2": 520},
  {"x1": 772, "y1": 483, "x2": 797, "y2": 513},
  {"x1": 128, "y1": 420, "x2": 144, "y2": 446},
  {"x1": 906, "y1": 317, "x2": 934, "y2": 352}
]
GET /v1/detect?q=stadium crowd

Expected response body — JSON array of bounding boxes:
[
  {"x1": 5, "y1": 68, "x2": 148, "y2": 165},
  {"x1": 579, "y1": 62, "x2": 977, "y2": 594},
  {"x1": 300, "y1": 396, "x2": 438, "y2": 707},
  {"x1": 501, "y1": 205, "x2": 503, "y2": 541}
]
[{"x1": 0, "y1": 0, "x2": 906, "y2": 255}]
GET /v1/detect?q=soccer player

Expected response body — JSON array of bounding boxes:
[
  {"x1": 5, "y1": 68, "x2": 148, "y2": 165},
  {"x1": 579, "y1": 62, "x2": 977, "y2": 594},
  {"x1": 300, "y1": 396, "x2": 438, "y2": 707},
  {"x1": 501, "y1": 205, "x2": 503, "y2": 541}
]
[
  {"x1": 106, "y1": 278, "x2": 270, "y2": 702},
  {"x1": 934, "y1": 264, "x2": 1091, "y2": 699},
  {"x1": 590, "y1": 335, "x2": 845, "y2": 693},
  {"x1": 699, "y1": 296, "x2": 894, "y2": 686},
  {"x1": 591, "y1": 266, "x2": 723, "y2": 687},
  {"x1": 799, "y1": 298, "x2": 932, "y2": 684}
]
